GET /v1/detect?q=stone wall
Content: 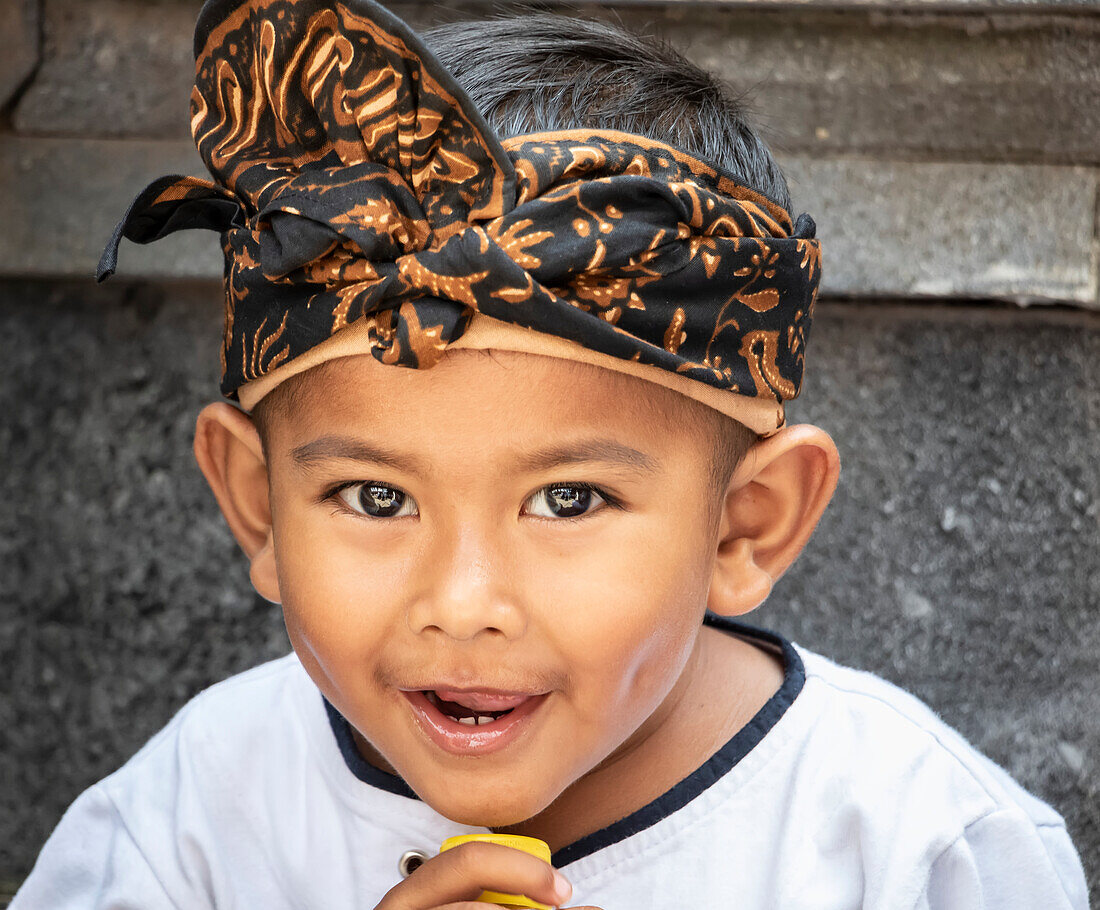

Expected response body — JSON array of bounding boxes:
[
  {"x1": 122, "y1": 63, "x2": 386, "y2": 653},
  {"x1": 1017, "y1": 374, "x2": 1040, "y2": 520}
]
[{"x1": 1, "y1": 0, "x2": 1097, "y2": 903}]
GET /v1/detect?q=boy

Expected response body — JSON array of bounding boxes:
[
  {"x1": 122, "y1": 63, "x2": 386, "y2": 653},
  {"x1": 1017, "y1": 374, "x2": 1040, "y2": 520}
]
[{"x1": 12, "y1": 0, "x2": 1088, "y2": 907}]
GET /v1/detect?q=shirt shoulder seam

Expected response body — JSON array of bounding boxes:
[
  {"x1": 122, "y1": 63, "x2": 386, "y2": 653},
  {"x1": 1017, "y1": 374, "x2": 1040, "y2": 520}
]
[
  {"x1": 800, "y1": 659, "x2": 1006, "y2": 810},
  {"x1": 908, "y1": 807, "x2": 1074, "y2": 910}
]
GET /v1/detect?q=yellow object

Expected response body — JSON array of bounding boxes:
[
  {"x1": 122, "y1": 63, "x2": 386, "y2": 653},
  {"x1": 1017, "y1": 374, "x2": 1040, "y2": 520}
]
[{"x1": 439, "y1": 834, "x2": 553, "y2": 909}]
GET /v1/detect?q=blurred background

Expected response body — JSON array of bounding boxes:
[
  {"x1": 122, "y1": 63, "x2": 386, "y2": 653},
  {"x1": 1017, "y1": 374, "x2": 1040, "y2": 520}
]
[{"x1": 1, "y1": 0, "x2": 1097, "y2": 903}]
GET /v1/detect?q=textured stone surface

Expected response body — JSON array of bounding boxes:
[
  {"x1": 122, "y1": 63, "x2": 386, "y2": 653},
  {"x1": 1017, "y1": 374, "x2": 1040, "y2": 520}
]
[
  {"x1": 14, "y1": 0, "x2": 1100, "y2": 165},
  {"x1": 0, "y1": 280, "x2": 288, "y2": 898},
  {"x1": 12, "y1": 0, "x2": 195, "y2": 137},
  {"x1": 0, "y1": 280, "x2": 1096, "y2": 902},
  {"x1": 637, "y1": 0, "x2": 1099, "y2": 6},
  {"x1": 3, "y1": 135, "x2": 1095, "y2": 306},
  {"x1": 0, "y1": 137, "x2": 220, "y2": 279},
  {"x1": 657, "y1": 7, "x2": 1100, "y2": 164},
  {"x1": 654, "y1": 0, "x2": 1100, "y2": 5},
  {"x1": 0, "y1": 0, "x2": 39, "y2": 111},
  {"x1": 781, "y1": 156, "x2": 1099, "y2": 304}
]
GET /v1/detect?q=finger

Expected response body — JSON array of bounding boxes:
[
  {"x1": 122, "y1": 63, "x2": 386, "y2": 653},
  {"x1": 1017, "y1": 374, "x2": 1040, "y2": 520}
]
[
  {"x1": 433, "y1": 904, "x2": 502, "y2": 910},
  {"x1": 434, "y1": 905, "x2": 602, "y2": 910},
  {"x1": 375, "y1": 841, "x2": 573, "y2": 910}
]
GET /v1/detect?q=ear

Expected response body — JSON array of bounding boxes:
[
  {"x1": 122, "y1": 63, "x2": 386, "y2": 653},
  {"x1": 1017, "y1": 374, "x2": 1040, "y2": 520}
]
[
  {"x1": 707, "y1": 424, "x2": 840, "y2": 617},
  {"x1": 193, "y1": 402, "x2": 282, "y2": 604}
]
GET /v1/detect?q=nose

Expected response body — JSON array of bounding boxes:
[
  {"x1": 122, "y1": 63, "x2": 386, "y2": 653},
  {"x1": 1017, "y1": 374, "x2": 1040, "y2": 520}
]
[{"x1": 406, "y1": 522, "x2": 526, "y2": 642}]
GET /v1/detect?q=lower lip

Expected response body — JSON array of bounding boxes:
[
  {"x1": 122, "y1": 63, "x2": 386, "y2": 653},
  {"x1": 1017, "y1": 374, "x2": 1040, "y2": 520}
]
[{"x1": 402, "y1": 690, "x2": 548, "y2": 756}]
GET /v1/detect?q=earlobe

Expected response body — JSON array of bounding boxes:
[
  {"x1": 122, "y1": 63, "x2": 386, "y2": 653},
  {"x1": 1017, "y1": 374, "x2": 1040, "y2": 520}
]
[
  {"x1": 193, "y1": 402, "x2": 282, "y2": 604},
  {"x1": 707, "y1": 424, "x2": 840, "y2": 617}
]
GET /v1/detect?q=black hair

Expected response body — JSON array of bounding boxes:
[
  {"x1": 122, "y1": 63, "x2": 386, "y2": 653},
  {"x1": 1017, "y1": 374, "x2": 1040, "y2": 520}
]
[{"x1": 422, "y1": 12, "x2": 791, "y2": 212}]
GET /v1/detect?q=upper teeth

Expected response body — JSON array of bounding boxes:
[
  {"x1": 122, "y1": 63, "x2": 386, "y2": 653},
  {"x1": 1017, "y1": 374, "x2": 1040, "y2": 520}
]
[
  {"x1": 425, "y1": 692, "x2": 501, "y2": 726},
  {"x1": 457, "y1": 715, "x2": 496, "y2": 726}
]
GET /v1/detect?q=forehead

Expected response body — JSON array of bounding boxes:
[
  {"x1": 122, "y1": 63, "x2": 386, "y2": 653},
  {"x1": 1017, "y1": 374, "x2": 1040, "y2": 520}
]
[{"x1": 263, "y1": 349, "x2": 708, "y2": 455}]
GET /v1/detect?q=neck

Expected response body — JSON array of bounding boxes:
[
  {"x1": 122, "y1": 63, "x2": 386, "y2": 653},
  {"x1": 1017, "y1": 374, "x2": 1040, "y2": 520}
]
[{"x1": 493, "y1": 621, "x2": 785, "y2": 851}]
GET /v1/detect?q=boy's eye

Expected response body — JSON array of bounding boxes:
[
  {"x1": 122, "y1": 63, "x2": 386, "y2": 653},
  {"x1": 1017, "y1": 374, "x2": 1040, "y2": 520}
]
[
  {"x1": 524, "y1": 484, "x2": 608, "y2": 519},
  {"x1": 337, "y1": 483, "x2": 419, "y2": 519}
]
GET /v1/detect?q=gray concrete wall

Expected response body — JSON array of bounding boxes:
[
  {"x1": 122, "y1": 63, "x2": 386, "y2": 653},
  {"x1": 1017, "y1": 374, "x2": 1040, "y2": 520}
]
[
  {"x1": 1, "y1": 0, "x2": 1098, "y2": 903},
  {"x1": 2, "y1": 282, "x2": 1096, "y2": 898}
]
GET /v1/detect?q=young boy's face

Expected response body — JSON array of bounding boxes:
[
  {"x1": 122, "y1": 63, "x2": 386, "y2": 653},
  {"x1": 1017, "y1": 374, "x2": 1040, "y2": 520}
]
[{"x1": 253, "y1": 349, "x2": 731, "y2": 826}]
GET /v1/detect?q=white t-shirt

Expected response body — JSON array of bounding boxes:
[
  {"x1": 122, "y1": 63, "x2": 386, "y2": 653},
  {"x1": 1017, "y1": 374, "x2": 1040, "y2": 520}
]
[{"x1": 11, "y1": 617, "x2": 1090, "y2": 909}]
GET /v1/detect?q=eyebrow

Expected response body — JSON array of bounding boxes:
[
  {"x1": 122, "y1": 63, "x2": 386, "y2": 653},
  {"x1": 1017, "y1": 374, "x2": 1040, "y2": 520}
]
[
  {"x1": 514, "y1": 439, "x2": 659, "y2": 475},
  {"x1": 291, "y1": 436, "x2": 430, "y2": 475},
  {"x1": 289, "y1": 435, "x2": 659, "y2": 476}
]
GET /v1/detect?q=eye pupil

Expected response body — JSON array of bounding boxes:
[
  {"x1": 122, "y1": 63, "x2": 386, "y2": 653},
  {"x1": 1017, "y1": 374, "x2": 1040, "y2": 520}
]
[
  {"x1": 547, "y1": 485, "x2": 592, "y2": 517},
  {"x1": 359, "y1": 484, "x2": 405, "y2": 517}
]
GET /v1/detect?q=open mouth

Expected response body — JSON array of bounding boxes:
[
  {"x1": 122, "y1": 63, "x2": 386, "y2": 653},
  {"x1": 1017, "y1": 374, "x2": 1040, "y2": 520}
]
[
  {"x1": 403, "y1": 688, "x2": 548, "y2": 755},
  {"x1": 424, "y1": 690, "x2": 516, "y2": 726}
]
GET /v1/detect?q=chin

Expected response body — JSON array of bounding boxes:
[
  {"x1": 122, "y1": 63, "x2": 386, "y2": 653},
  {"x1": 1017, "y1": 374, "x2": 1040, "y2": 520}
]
[{"x1": 418, "y1": 777, "x2": 559, "y2": 828}]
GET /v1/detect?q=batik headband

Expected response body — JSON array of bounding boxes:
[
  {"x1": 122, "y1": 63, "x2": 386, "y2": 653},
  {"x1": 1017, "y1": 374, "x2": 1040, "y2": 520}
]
[{"x1": 96, "y1": 0, "x2": 821, "y2": 435}]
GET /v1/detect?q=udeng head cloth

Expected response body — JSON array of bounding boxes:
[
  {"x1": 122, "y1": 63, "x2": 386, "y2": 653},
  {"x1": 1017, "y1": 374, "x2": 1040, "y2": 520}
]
[{"x1": 97, "y1": 0, "x2": 822, "y2": 435}]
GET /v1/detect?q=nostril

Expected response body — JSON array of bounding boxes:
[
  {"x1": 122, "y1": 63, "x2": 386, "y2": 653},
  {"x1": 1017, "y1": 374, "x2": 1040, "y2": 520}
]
[{"x1": 406, "y1": 596, "x2": 527, "y2": 642}]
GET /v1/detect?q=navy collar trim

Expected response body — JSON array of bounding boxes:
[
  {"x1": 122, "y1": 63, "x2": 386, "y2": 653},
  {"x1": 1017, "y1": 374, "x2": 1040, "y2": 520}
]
[
  {"x1": 323, "y1": 699, "x2": 420, "y2": 801},
  {"x1": 322, "y1": 613, "x2": 805, "y2": 866}
]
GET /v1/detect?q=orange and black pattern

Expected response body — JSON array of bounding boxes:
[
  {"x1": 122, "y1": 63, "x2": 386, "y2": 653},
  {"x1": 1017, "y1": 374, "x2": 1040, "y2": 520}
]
[{"x1": 97, "y1": 0, "x2": 822, "y2": 405}]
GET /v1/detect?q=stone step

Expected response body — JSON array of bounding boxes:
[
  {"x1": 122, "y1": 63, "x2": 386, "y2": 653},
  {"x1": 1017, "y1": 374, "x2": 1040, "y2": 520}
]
[
  {"x1": 647, "y1": 6, "x2": 1100, "y2": 166},
  {"x1": 9, "y1": 0, "x2": 1100, "y2": 165},
  {"x1": 574, "y1": 0, "x2": 1099, "y2": 8},
  {"x1": 783, "y1": 156, "x2": 1099, "y2": 305},
  {"x1": 1, "y1": 136, "x2": 1095, "y2": 306},
  {"x1": 0, "y1": 0, "x2": 39, "y2": 110}
]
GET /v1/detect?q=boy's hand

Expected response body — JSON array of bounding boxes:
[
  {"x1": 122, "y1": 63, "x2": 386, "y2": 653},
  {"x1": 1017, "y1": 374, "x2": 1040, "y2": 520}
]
[{"x1": 374, "y1": 840, "x2": 602, "y2": 910}]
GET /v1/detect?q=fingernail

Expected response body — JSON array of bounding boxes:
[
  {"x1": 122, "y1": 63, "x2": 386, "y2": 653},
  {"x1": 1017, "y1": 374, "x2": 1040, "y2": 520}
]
[{"x1": 553, "y1": 871, "x2": 572, "y2": 903}]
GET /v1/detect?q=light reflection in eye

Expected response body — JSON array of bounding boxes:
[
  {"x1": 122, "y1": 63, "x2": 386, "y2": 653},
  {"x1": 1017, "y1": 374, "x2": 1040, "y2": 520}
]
[
  {"x1": 338, "y1": 483, "x2": 419, "y2": 518},
  {"x1": 330, "y1": 481, "x2": 615, "y2": 521},
  {"x1": 525, "y1": 484, "x2": 607, "y2": 519}
]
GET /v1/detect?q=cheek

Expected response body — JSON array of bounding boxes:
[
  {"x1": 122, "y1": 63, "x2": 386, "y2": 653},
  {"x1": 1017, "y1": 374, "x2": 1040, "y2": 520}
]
[
  {"x1": 537, "y1": 515, "x2": 713, "y2": 721},
  {"x1": 272, "y1": 508, "x2": 417, "y2": 669}
]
